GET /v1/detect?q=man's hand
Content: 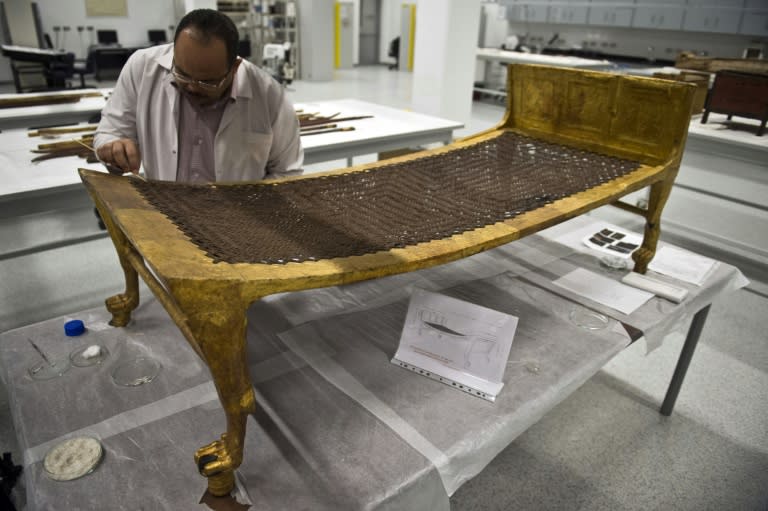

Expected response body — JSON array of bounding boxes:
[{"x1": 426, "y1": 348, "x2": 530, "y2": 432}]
[{"x1": 96, "y1": 138, "x2": 141, "y2": 175}]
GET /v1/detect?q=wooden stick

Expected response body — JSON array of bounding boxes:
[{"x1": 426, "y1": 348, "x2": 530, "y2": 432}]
[
  {"x1": 300, "y1": 126, "x2": 355, "y2": 136},
  {"x1": 29, "y1": 124, "x2": 99, "y2": 137},
  {"x1": 297, "y1": 112, "x2": 341, "y2": 123},
  {"x1": 31, "y1": 147, "x2": 93, "y2": 162},
  {"x1": 0, "y1": 91, "x2": 103, "y2": 109},
  {"x1": 36, "y1": 136, "x2": 94, "y2": 151},
  {"x1": 300, "y1": 123, "x2": 338, "y2": 132},
  {"x1": 299, "y1": 115, "x2": 372, "y2": 128}
]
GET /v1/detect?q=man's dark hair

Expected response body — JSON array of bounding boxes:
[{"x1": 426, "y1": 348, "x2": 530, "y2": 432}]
[{"x1": 174, "y1": 9, "x2": 239, "y2": 66}]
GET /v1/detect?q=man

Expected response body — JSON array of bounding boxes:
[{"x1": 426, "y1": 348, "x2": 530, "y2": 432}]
[{"x1": 94, "y1": 9, "x2": 303, "y2": 182}]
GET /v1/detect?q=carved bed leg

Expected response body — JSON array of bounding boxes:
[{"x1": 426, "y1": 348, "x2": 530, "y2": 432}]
[
  {"x1": 105, "y1": 246, "x2": 140, "y2": 327},
  {"x1": 92, "y1": 199, "x2": 140, "y2": 326},
  {"x1": 632, "y1": 174, "x2": 675, "y2": 274},
  {"x1": 186, "y1": 306, "x2": 257, "y2": 497}
]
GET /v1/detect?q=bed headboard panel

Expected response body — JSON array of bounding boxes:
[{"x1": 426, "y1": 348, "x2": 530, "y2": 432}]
[{"x1": 500, "y1": 64, "x2": 696, "y2": 164}]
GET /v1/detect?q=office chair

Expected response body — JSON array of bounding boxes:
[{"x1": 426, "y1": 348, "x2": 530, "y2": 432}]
[
  {"x1": 388, "y1": 37, "x2": 400, "y2": 70},
  {"x1": 72, "y1": 53, "x2": 95, "y2": 88}
]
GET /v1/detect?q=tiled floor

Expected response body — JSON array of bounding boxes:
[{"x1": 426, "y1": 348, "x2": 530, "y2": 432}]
[{"x1": 1, "y1": 67, "x2": 766, "y2": 510}]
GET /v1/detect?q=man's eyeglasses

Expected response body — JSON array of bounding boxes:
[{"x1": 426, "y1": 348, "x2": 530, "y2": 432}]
[{"x1": 171, "y1": 60, "x2": 235, "y2": 91}]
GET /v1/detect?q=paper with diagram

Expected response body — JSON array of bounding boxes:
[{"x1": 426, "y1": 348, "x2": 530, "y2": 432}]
[{"x1": 392, "y1": 288, "x2": 518, "y2": 402}]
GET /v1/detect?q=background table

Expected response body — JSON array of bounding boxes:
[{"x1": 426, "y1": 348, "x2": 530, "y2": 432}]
[
  {"x1": 297, "y1": 99, "x2": 463, "y2": 165},
  {"x1": 0, "y1": 219, "x2": 746, "y2": 510},
  {"x1": 0, "y1": 89, "x2": 110, "y2": 130},
  {"x1": 0, "y1": 125, "x2": 104, "y2": 203},
  {"x1": 475, "y1": 48, "x2": 614, "y2": 69}
]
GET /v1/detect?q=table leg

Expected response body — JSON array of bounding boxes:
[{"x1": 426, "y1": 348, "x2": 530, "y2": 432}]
[{"x1": 660, "y1": 305, "x2": 711, "y2": 416}]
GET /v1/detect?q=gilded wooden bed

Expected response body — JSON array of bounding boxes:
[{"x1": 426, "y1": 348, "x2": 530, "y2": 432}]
[{"x1": 79, "y1": 64, "x2": 694, "y2": 496}]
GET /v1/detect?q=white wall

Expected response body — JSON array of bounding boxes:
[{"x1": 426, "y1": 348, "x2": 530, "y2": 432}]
[
  {"x1": 177, "y1": 0, "x2": 216, "y2": 16},
  {"x1": 379, "y1": 0, "x2": 417, "y2": 64},
  {"x1": 5, "y1": 0, "x2": 39, "y2": 47},
  {"x1": 479, "y1": 2, "x2": 509, "y2": 49},
  {"x1": 411, "y1": 0, "x2": 481, "y2": 124},
  {"x1": 298, "y1": 0, "x2": 334, "y2": 80},
  {"x1": 0, "y1": 0, "x2": 38, "y2": 82},
  {"x1": 35, "y1": 0, "x2": 179, "y2": 58},
  {"x1": 337, "y1": 0, "x2": 360, "y2": 65}
]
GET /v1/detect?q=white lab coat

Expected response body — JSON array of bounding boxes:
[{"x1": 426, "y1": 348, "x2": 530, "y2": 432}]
[{"x1": 94, "y1": 44, "x2": 303, "y2": 182}]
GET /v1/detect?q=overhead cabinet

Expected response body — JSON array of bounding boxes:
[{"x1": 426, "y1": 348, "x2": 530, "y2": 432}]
[
  {"x1": 587, "y1": 6, "x2": 634, "y2": 27},
  {"x1": 502, "y1": 1, "x2": 766, "y2": 37},
  {"x1": 633, "y1": 6, "x2": 685, "y2": 30},
  {"x1": 507, "y1": 3, "x2": 549, "y2": 23},
  {"x1": 739, "y1": 9, "x2": 768, "y2": 37},
  {"x1": 683, "y1": 8, "x2": 742, "y2": 34},
  {"x1": 547, "y1": 3, "x2": 589, "y2": 25}
]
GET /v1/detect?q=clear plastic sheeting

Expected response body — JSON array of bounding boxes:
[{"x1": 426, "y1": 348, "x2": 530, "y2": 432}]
[
  {"x1": 270, "y1": 274, "x2": 631, "y2": 496},
  {"x1": 0, "y1": 223, "x2": 747, "y2": 510},
  {"x1": 536, "y1": 216, "x2": 750, "y2": 351}
]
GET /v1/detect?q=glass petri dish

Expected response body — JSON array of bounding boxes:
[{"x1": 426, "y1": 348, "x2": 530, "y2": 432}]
[
  {"x1": 111, "y1": 356, "x2": 161, "y2": 387},
  {"x1": 28, "y1": 356, "x2": 71, "y2": 381},
  {"x1": 525, "y1": 361, "x2": 541, "y2": 374},
  {"x1": 70, "y1": 344, "x2": 109, "y2": 367},
  {"x1": 569, "y1": 309, "x2": 609, "y2": 330},
  {"x1": 43, "y1": 436, "x2": 103, "y2": 481},
  {"x1": 599, "y1": 255, "x2": 630, "y2": 271}
]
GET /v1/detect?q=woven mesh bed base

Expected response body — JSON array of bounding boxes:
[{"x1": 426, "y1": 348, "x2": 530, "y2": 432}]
[{"x1": 132, "y1": 131, "x2": 641, "y2": 264}]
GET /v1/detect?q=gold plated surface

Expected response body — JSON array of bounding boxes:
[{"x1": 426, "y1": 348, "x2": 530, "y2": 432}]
[{"x1": 79, "y1": 64, "x2": 694, "y2": 495}]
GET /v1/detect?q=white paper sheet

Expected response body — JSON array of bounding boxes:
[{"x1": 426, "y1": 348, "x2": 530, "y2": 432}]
[
  {"x1": 392, "y1": 288, "x2": 518, "y2": 400},
  {"x1": 648, "y1": 246, "x2": 718, "y2": 286},
  {"x1": 552, "y1": 268, "x2": 653, "y2": 315}
]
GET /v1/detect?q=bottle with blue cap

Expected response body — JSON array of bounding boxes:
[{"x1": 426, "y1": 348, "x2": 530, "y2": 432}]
[{"x1": 64, "y1": 319, "x2": 86, "y2": 337}]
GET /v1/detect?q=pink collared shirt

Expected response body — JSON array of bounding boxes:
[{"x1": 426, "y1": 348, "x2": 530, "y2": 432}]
[{"x1": 175, "y1": 85, "x2": 234, "y2": 183}]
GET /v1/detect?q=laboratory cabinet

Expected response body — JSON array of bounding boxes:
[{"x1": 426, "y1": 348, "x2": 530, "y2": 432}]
[{"x1": 683, "y1": 7, "x2": 743, "y2": 34}]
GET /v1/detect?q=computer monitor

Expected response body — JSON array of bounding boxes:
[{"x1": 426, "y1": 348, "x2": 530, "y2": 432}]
[
  {"x1": 238, "y1": 39, "x2": 251, "y2": 58},
  {"x1": 97, "y1": 30, "x2": 118, "y2": 45},
  {"x1": 148, "y1": 30, "x2": 167, "y2": 45}
]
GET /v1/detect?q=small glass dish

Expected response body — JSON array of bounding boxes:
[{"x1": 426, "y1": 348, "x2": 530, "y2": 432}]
[
  {"x1": 111, "y1": 356, "x2": 161, "y2": 387},
  {"x1": 28, "y1": 356, "x2": 71, "y2": 381},
  {"x1": 599, "y1": 255, "x2": 630, "y2": 271},
  {"x1": 525, "y1": 361, "x2": 541, "y2": 374},
  {"x1": 70, "y1": 344, "x2": 110, "y2": 367},
  {"x1": 569, "y1": 309, "x2": 609, "y2": 330}
]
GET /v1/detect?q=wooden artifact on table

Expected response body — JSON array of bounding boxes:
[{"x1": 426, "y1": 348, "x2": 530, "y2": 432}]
[
  {"x1": 297, "y1": 111, "x2": 373, "y2": 128},
  {"x1": 675, "y1": 51, "x2": 768, "y2": 75},
  {"x1": 300, "y1": 122, "x2": 337, "y2": 132},
  {"x1": 31, "y1": 135, "x2": 97, "y2": 163},
  {"x1": 0, "y1": 91, "x2": 103, "y2": 109},
  {"x1": 300, "y1": 126, "x2": 355, "y2": 136},
  {"x1": 701, "y1": 70, "x2": 768, "y2": 136},
  {"x1": 78, "y1": 64, "x2": 695, "y2": 497},
  {"x1": 28, "y1": 124, "x2": 99, "y2": 137},
  {"x1": 653, "y1": 70, "x2": 710, "y2": 115},
  {"x1": 296, "y1": 111, "x2": 371, "y2": 136}
]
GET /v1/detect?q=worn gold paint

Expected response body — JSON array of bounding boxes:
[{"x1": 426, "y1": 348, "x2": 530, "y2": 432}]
[{"x1": 78, "y1": 64, "x2": 694, "y2": 496}]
